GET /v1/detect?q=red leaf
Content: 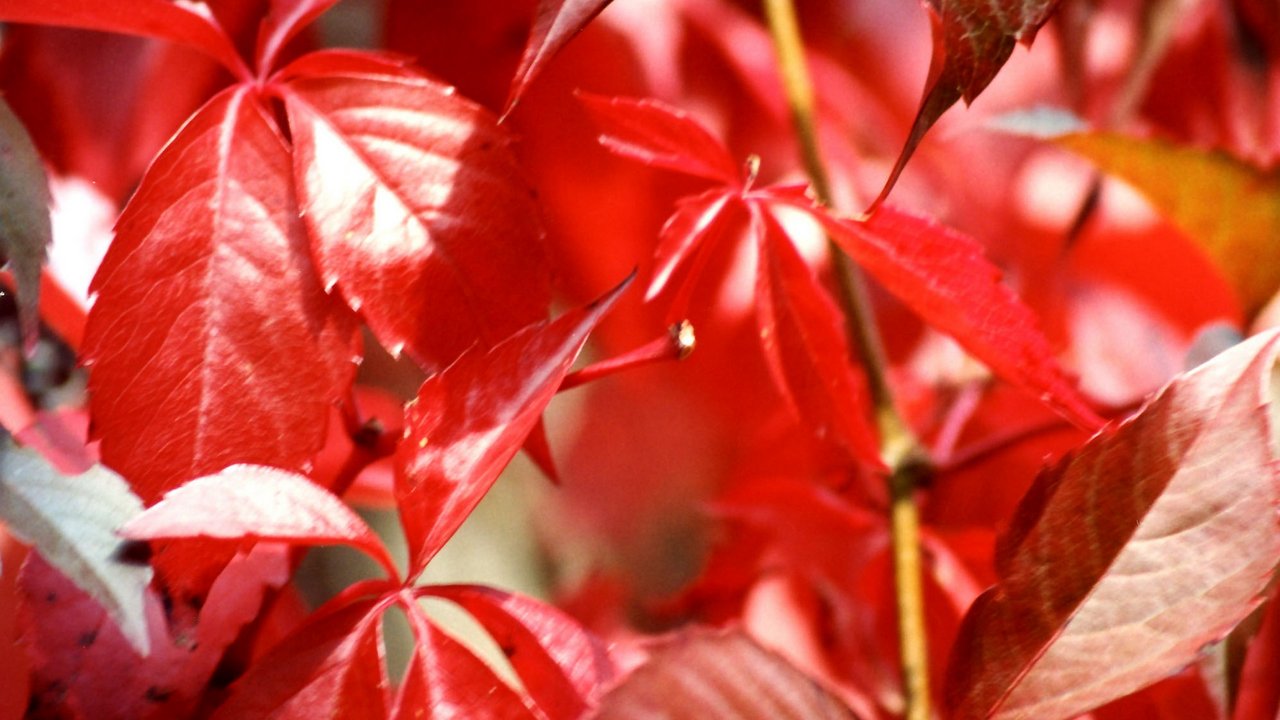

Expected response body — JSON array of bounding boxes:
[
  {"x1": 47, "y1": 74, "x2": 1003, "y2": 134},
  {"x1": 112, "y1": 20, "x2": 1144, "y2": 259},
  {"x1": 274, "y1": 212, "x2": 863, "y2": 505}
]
[
  {"x1": 0, "y1": 0, "x2": 248, "y2": 79},
  {"x1": 279, "y1": 64, "x2": 551, "y2": 368},
  {"x1": 506, "y1": 0, "x2": 616, "y2": 113},
  {"x1": 945, "y1": 329, "x2": 1280, "y2": 720},
  {"x1": 786, "y1": 196, "x2": 1100, "y2": 429},
  {"x1": 392, "y1": 600, "x2": 532, "y2": 720},
  {"x1": 579, "y1": 93, "x2": 742, "y2": 186},
  {"x1": 425, "y1": 584, "x2": 617, "y2": 718},
  {"x1": 82, "y1": 85, "x2": 358, "y2": 504},
  {"x1": 255, "y1": 0, "x2": 341, "y2": 73},
  {"x1": 213, "y1": 598, "x2": 389, "y2": 720},
  {"x1": 870, "y1": 0, "x2": 1063, "y2": 208},
  {"x1": 751, "y1": 204, "x2": 882, "y2": 468},
  {"x1": 395, "y1": 278, "x2": 629, "y2": 580},
  {"x1": 646, "y1": 189, "x2": 739, "y2": 304},
  {"x1": 588, "y1": 628, "x2": 863, "y2": 720},
  {"x1": 121, "y1": 465, "x2": 398, "y2": 581}
]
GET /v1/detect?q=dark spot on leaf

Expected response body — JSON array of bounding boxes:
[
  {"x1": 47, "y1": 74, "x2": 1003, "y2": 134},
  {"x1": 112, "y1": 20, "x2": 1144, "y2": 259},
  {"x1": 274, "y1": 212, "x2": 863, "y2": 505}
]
[
  {"x1": 144, "y1": 686, "x2": 174, "y2": 703},
  {"x1": 77, "y1": 630, "x2": 97, "y2": 648},
  {"x1": 113, "y1": 539, "x2": 152, "y2": 565},
  {"x1": 500, "y1": 642, "x2": 518, "y2": 658}
]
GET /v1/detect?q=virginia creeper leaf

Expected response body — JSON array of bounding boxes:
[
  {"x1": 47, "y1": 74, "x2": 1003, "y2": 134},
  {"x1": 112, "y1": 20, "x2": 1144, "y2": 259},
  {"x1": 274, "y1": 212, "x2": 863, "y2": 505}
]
[
  {"x1": 871, "y1": 0, "x2": 1064, "y2": 208},
  {"x1": 589, "y1": 628, "x2": 862, "y2": 720},
  {"x1": 578, "y1": 93, "x2": 742, "y2": 186},
  {"x1": 256, "y1": 0, "x2": 342, "y2": 73},
  {"x1": 82, "y1": 85, "x2": 358, "y2": 504},
  {"x1": 751, "y1": 205, "x2": 882, "y2": 468},
  {"x1": 778, "y1": 193, "x2": 1101, "y2": 429},
  {"x1": 946, "y1": 328, "x2": 1280, "y2": 720},
  {"x1": 0, "y1": 95, "x2": 51, "y2": 351},
  {"x1": 393, "y1": 600, "x2": 532, "y2": 720},
  {"x1": 120, "y1": 465, "x2": 398, "y2": 580},
  {"x1": 425, "y1": 584, "x2": 616, "y2": 718},
  {"x1": 281, "y1": 65, "x2": 551, "y2": 368},
  {"x1": 0, "y1": 442, "x2": 150, "y2": 654},
  {"x1": 506, "y1": 0, "x2": 617, "y2": 114},
  {"x1": 1054, "y1": 132, "x2": 1280, "y2": 313},
  {"x1": 647, "y1": 189, "x2": 739, "y2": 303},
  {"x1": 0, "y1": 0, "x2": 247, "y2": 78},
  {"x1": 395, "y1": 278, "x2": 629, "y2": 581},
  {"x1": 213, "y1": 598, "x2": 389, "y2": 720}
]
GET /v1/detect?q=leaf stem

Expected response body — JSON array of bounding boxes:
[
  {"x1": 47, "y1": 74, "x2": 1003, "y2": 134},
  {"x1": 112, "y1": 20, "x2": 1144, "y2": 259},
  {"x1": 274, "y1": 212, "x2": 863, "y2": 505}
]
[{"x1": 761, "y1": 1, "x2": 932, "y2": 717}]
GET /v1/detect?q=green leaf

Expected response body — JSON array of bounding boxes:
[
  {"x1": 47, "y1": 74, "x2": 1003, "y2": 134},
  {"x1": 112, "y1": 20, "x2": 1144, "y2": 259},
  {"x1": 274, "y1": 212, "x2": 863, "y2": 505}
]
[
  {"x1": 0, "y1": 96, "x2": 52, "y2": 351},
  {"x1": 0, "y1": 441, "x2": 151, "y2": 654}
]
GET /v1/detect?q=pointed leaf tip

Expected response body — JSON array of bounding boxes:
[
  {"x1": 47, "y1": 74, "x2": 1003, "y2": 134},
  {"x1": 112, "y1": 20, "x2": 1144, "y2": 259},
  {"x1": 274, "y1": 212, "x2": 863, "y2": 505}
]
[{"x1": 505, "y1": 0, "x2": 617, "y2": 114}]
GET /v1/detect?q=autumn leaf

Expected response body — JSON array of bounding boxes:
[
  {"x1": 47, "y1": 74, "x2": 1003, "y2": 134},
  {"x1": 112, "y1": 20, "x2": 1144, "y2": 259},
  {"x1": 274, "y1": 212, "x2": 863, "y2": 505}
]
[
  {"x1": 871, "y1": 0, "x2": 1064, "y2": 209},
  {"x1": 120, "y1": 465, "x2": 399, "y2": 581},
  {"x1": 212, "y1": 598, "x2": 389, "y2": 720},
  {"x1": 395, "y1": 278, "x2": 629, "y2": 581},
  {"x1": 0, "y1": 95, "x2": 51, "y2": 351},
  {"x1": 82, "y1": 85, "x2": 358, "y2": 504},
  {"x1": 0, "y1": 0, "x2": 248, "y2": 78},
  {"x1": 0, "y1": 442, "x2": 150, "y2": 654},
  {"x1": 393, "y1": 600, "x2": 532, "y2": 720},
  {"x1": 1054, "y1": 131, "x2": 1280, "y2": 313},
  {"x1": 425, "y1": 584, "x2": 617, "y2": 718},
  {"x1": 589, "y1": 628, "x2": 862, "y2": 720},
  {"x1": 506, "y1": 0, "x2": 617, "y2": 114},
  {"x1": 279, "y1": 63, "x2": 551, "y2": 368},
  {"x1": 946, "y1": 328, "x2": 1280, "y2": 719},
  {"x1": 752, "y1": 205, "x2": 882, "y2": 467}
]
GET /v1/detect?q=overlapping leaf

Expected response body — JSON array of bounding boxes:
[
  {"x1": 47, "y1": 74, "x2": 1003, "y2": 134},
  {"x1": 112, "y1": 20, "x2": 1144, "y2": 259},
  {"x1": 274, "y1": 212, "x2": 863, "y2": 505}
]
[
  {"x1": 589, "y1": 629, "x2": 862, "y2": 720},
  {"x1": 507, "y1": 0, "x2": 617, "y2": 113},
  {"x1": 752, "y1": 206, "x2": 882, "y2": 466},
  {"x1": 946, "y1": 329, "x2": 1280, "y2": 719},
  {"x1": 0, "y1": 0, "x2": 247, "y2": 77},
  {"x1": 213, "y1": 598, "x2": 389, "y2": 720},
  {"x1": 871, "y1": 0, "x2": 1065, "y2": 208},
  {"x1": 280, "y1": 65, "x2": 550, "y2": 369},
  {"x1": 1054, "y1": 131, "x2": 1280, "y2": 313},
  {"x1": 395, "y1": 279, "x2": 628, "y2": 580},
  {"x1": 0, "y1": 95, "x2": 51, "y2": 349},
  {"x1": 82, "y1": 85, "x2": 358, "y2": 504},
  {"x1": 0, "y1": 443, "x2": 150, "y2": 654},
  {"x1": 578, "y1": 93, "x2": 742, "y2": 185},
  {"x1": 425, "y1": 584, "x2": 616, "y2": 718},
  {"x1": 120, "y1": 465, "x2": 398, "y2": 580}
]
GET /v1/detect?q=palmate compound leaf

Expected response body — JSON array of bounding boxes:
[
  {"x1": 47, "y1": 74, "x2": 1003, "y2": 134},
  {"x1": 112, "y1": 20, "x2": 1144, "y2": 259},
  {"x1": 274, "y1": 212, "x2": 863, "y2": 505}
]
[
  {"x1": 0, "y1": 95, "x2": 51, "y2": 351},
  {"x1": 946, "y1": 328, "x2": 1280, "y2": 720},
  {"x1": 395, "y1": 278, "x2": 630, "y2": 581},
  {"x1": 0, "y1": 441, "x2": 150, "y2": 655},
  {"x1": 588, "y1": 628, "x2": 863, "y2": 720},
  {"x1": 82, "y1": 85, "x2": 358, "y2": 505},
  {"x1": 506, "y1": 1, "x2": 617, "y2": 114},
  {"x1": 279, "y1": 60, "x2": 551, "y2": 370},
  {"x1": 870, "y1": 0, "x2": 1064, "y2": 208}
]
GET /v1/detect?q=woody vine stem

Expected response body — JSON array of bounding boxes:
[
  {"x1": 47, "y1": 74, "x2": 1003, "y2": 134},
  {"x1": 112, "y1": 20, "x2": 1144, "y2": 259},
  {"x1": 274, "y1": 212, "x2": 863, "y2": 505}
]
[{"x1": 760, "y1": 1, "x2": 933, "y2": 718}]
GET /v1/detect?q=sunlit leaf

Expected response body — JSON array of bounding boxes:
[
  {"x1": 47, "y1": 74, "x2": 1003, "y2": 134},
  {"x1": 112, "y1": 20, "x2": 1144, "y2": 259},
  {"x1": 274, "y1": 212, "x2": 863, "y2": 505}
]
[
  {"x1": 946, "y1": 328, "x2": 1280, "y2": 719},
  {"x1": 395, "y1": 278, "x2": 629, "y2": 580},
  {"x1": 506, "y1": 0, "x2": 617, "y2": 113},
  {"x1": 579, "y1": 93, "x2": 741, "y2": 185}
]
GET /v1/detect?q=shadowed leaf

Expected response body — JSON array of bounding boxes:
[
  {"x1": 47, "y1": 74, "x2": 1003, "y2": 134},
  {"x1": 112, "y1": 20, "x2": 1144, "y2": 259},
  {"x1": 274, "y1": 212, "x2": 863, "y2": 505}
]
[{"x1": 0, "y1": 96, "x2": 51, "y2": 350}]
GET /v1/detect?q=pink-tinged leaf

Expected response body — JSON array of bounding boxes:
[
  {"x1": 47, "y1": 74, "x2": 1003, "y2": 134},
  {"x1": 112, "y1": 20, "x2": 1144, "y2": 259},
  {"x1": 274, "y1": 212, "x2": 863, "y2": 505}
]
[
  {"x1": 647, "y1": 189, "x2": 739, "y2": 303},
  {"x1": 588, "y1": 628, "x2": 862, "y2": 720},
  {"x1": 506, "y1": 0, "x2": 615, "y2": 113},
  {"x1": 255, "y1": 0, "x2": 342, "y2": 73},
  {"x1": 280, "y1": 66, "x2": 551, "y2": 368},
  {"x1": 946, "y1": 329, "x2": 1280, "y2": 720},
  {"x1": 781, "y1": 194, "x2": 1100, "y2": 429},
  {"x1": 392, "y1": 600, "x2": 532, "y2": 720},
  {"x1": 579, "y1": 93, "x2": 742, "y2": 186},
  {"x1": 0, "y1": 0, "x2": 248, "y2": 79},
  {"x1": 213, "y1": 598, "x2": 389, "y2": 720},
  {"x1": 395, "y1": 278, "x2": 629, "y2": 581},
  {"x1": 425, "y1": 584, "x2": 617, "y2": 718},
  {"x1": 82, "y1": 85, "x2": 358, "y2": 504},
  {"x1": 120, "y1": 465, "x2": 398, "y2": 581},
  {"x1": 751, "y1": 205, "x2": 882, "y2": 468},
  {"x1": 870, "y1": 0, "x2": 1063, "y2": 208},
  {"x1": 0, "y1": 95, "x2": 51, "y2": 351}
]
